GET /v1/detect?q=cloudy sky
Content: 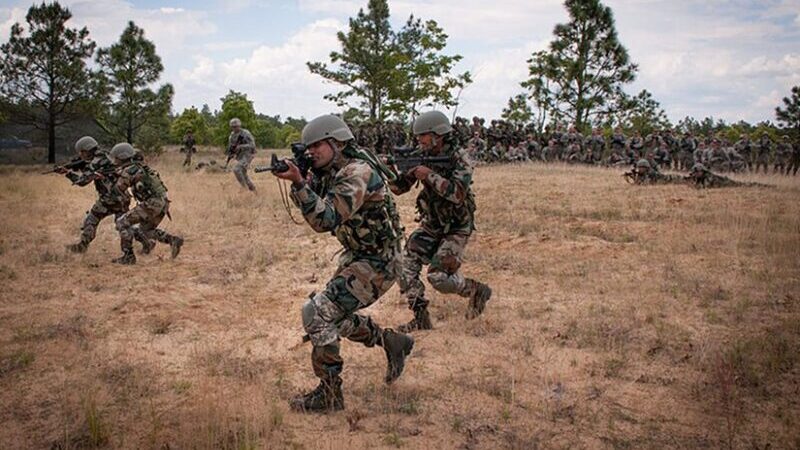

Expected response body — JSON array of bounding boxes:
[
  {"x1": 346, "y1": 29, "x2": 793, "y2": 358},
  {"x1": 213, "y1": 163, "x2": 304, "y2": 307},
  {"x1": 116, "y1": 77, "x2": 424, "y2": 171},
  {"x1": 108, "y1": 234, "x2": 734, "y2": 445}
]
[{"x1": 1, "y1": 0, "x2": 798, "y2": 124}]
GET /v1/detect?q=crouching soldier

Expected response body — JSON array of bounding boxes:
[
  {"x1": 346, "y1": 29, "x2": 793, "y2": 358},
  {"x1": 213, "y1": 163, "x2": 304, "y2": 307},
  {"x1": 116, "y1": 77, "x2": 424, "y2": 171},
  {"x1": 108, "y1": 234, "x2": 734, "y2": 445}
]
[{"x1": 108, "y1": 143, "x2": 184, "y2": 264}]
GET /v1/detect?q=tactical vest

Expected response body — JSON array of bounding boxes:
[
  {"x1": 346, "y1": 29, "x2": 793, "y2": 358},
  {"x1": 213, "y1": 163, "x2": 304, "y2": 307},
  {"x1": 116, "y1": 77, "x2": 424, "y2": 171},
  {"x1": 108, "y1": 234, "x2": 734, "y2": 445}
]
[
  {"x1": 416, "y1": 141, "x2": 476, "y2": 234},
  {"x1": 129, "y1": 163, "x2": 168, "y2": 202},
  {"x1": 325, "y1": 146, "x2": 403, "y2": 258}
]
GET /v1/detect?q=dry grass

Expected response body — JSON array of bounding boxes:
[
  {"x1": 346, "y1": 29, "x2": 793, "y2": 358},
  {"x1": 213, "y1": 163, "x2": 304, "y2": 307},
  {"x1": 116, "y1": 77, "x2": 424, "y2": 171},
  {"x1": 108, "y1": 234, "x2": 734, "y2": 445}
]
[{"x1": 1, "y1": 149, "x2": 799, "y2": 449}]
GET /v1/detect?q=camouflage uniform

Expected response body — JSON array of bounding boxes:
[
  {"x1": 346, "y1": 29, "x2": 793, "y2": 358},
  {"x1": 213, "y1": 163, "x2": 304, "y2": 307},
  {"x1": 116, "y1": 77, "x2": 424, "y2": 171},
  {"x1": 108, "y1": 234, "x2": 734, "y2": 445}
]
[
  {"x1": 774, "y1": 138, "x2": 792, "y2": 174},
  {"x1": 391, "y1": 134, "x2": 489, "y2": 329},
  {"x1": 65, "y1": 152, "x2": 149, "y2": 252},
  {"x1": 688, "y1": 164, "x2": 768, "y2": 188},
  {"x1": 754, "y1": 135, "x2": 771, "y2": 173},
  {"x1": 788, "y1": 141, "x2": 800, "y2": 176},
  {"x1": 228, "y1": 128, "x2": 257, "y2": 191},
  {"x1": 182, "y1": 133, "x2": 196, "y2": 167},
  {"x1": 112, "y1": 156, "x2": 183, "y2": 263}
]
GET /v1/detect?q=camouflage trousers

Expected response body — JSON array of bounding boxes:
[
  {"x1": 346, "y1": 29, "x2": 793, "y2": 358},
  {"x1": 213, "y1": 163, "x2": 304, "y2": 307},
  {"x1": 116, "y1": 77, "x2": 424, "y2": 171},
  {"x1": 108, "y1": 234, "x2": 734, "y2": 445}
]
[
  {"x1": 79, "y1": 199, "x2": 148, "y2": 248},
  {"x1": 399, "y1": 228, "x2": 477, "y2": 311},
  {"x1": 233, "y1": 150, "x2": 256, "y2": 191},
  {"x1": 183, "y1": 150, "x2": 194, "y2": 167},
  {"x1": 115, "y1": 197, "x2": 179, "y2": 253},
  {"x1": 302, "y1": 252, "x2": 400, "y2": 381}
]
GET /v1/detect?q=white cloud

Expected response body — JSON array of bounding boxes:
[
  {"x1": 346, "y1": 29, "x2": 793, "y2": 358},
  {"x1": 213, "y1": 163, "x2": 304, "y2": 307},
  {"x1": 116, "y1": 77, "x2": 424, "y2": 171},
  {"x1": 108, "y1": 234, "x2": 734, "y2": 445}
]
[{"x1": 175, "y1": 19, "x2": 346, "y2": 118}]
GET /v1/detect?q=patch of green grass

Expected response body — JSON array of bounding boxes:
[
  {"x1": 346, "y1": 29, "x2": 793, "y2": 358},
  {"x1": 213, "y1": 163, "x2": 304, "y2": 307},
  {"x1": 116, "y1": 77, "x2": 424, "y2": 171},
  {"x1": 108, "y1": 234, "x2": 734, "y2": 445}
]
[{"x1": 0, "y1": 349, "x2": 35, "y2": 377}]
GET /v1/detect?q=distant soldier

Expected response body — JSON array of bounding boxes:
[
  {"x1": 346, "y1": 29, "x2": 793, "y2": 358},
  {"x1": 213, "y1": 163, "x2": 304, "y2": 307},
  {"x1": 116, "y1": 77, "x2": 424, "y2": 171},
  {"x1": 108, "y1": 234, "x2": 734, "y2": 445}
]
[
  {"x1": 734, "y1": 134, "x2": 754, "y2": 171},
  {"x1": 59, "y1": 136, "x2": 150, "y2": 254},
  {"x1": 181, "y1": 130, "x2": 196, "y2": 167},
  {"x1": 654, "y1": 141, "x2": 672, "y2": 170},
  {"x1": 390, "y1": 111, "x2": 492, "y2": 332},
  {"x1": 466, "y1": 132, "x2": 486, "y2": 161},
  {"x1": 687, "y1": 163, "x2": 769, "y2": 189},
  {"x1": 678, "y1": 132, "x2": 697, "y2": 170},
  {"x1": 788, "y1": 139, "x2": 800, "y2": 176},
  {"x1": 706, "y1": 139, "x2": 730, "y2": 172},
  {"x1": 629, "y1": 131, "x2": 644, "y2": 160},
  {"x1": 227, "y1": 118, "x2": 257, "y2": 191},
  {"x1": 754, "y1": 133, "x2": 772, "y2": 174},
  {"x1": 587, "y1": 128, "x2": 605, "y2": 164},
  {"x1": 626, "y1": 159, "x2": 685, "y2": 185},
  {"x1": 109, "y1": 143, "x2": 184, "y2": 264},
  {"x1": 774, "y1": 136, "x2": 792, "y2": 175},
  {"x1": 610, "y1": 127, "x2": 627, "y2": 156}
]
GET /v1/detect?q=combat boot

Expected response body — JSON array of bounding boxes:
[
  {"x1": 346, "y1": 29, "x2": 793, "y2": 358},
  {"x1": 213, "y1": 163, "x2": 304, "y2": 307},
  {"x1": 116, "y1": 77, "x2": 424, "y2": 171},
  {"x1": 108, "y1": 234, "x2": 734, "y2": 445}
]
[
  {"x1": 397, "y1": 307, "x2": 432, "y2": 333},
  {"x1": 170, "y1": 237, "x2": 184, "y2": 259},
  {"x1": 381, "y1": 329, "x2": 414, "y2": 384},
  {"x1": 140, "y1": 239, "x2": 155, "y2": 255},
  {"x1": 112, "y1": 251, "x2": 136, "y2": 265},
  {"x1": 66, "y1": 241, "x2": 88, "y2": 254},
  {"x1": 289, "y1": 377, "x2": 344, "y2": 413},
  {"x1": 466, "y1": 280, "x2": 492, "y2": 319}
]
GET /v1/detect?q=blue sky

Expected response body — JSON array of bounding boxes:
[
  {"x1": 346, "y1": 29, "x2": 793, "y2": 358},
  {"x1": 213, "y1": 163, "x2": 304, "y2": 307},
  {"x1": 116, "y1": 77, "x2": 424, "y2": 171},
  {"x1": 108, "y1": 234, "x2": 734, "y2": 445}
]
[{"x1": 2, "y1": 0, "x2": 799, "y2": 124}]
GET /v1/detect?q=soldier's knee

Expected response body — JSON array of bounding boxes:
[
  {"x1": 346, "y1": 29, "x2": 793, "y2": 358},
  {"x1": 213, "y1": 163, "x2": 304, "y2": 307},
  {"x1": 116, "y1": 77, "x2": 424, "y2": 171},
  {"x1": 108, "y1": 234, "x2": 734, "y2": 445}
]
[
  {"x1": 301, "y1": 299, "x2": 315, "y2": 332},
  {"x1": 115, "y1": 216, "x2": 129, "y2": 232},
  {"x1": 427, "y1": 270, "x2": 463, "y2": 294}
]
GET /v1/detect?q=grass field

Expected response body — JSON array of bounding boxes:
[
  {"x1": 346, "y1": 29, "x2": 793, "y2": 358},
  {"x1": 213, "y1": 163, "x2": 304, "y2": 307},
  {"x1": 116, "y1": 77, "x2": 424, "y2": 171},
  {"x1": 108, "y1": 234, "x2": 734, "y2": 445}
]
[{"x1": 0, "y1": 147, "x2": 798, "y2": 449}]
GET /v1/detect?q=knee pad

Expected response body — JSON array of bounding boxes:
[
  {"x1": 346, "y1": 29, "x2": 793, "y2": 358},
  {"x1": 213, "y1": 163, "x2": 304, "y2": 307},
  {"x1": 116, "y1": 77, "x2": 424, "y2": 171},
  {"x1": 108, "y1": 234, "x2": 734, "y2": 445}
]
[
  {"x1": 301, "y1": 299, "x2": 316, "y2": 332},
  {"x1": 427, "y1": 270, "x2": 464, "y2": 294}
]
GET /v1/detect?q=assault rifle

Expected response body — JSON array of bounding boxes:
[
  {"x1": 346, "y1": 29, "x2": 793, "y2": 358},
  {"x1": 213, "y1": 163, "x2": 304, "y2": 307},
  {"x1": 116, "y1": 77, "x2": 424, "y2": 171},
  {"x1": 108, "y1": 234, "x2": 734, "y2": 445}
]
[
  {"x1": 224, "y1": 134, "x2": 245, "y2": 169},
  {"x1": 41, "y1": 157, "x2": 88, "y2": 175},
  {"x1": 76, "y1": 166, "x2": 119, "y2": 185},
  {"x1": 387, "y1": 146, "x2": 454, "y2": 174},
  {"x1": 254, "y1": 143, "x2": 312, "y2": 177}
]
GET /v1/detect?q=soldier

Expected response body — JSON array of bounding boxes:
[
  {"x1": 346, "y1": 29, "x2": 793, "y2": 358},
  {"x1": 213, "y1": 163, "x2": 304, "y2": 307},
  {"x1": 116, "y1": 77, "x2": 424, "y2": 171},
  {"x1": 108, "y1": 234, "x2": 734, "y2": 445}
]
[
  {"x1": 788, "y1": 138, "x2": 800, "y2": 176},
  {"x1": 389, "y1": 111, "x2": 492, "y2": 332},
  {"x1": 774, "y1": 136, "x2": 792, "y2": 175},
  {"x1": 734, "y1": 134, "x2": 753, "y2": 171},
  {"x1": 587, "y1": 128, "x2": 605, "y2": 164},
  {"x1": 109, "y1": 143, "x2": 184, "y2": 265},
  {"x1": 610, "y1": 127, "x2": 627, "y2": 158},
  {"x1": 629, "y1": 131, "x2": 644, "y2": 160},
  {"x1": 678, "y1": 132, "x2": 697, "y2": 171},
  {"x1": 271, "y1": 115, "x2": 413, "y2": 413},
  {"x1": 754, "y1": 133, "x2": 772, "y2": 174},
  {"x1": 466, "y1": 131, "x2": 486, "y2": 162},
  {"x1": 227, "y1": 118, "x2": 257, "y2": 191},
  {"x1": 58, "y1": 136, "x2": 150, "y2": 254},
  {"x1": 627, "y1": 159, "x2": 685, "y2": 185},
  {"x1": 688, "y1": 163, "x2": 769, "y2": 188},
  {"x1": 706, "y1": 139, "x2": 731, "y2": 172},
  {"x1": 181, "y1": 130, "x2": 197, "y2": 167},
  {"x1": 654, "y1": 141, "x2": 672, "y2": 170}
]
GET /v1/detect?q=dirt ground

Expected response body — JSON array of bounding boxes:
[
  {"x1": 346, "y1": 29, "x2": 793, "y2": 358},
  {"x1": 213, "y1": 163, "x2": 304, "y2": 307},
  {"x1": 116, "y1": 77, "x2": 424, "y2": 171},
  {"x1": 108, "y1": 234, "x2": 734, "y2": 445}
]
[{"x1": 0, "y1": 148, "x2": 798, "y2": 449}]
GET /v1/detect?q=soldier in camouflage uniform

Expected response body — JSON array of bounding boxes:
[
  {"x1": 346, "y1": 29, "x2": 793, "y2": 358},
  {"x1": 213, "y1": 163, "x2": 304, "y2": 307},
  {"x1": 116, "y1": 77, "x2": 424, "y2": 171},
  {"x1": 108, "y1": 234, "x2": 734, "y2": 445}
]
[
  {"x1": 627, "y1": 159, "x2": 685, "y2": 185},
  {"x1": 181, "y1": 131, "x2": 196, "y2": 167},
  {"x1": 228, "y1": 118, "x2": 257, "y2": 191},
  {"x1": 272, "y1": 115, "x2": 414, "y2": 413},
  {"x1": 678, "y1": 132, "x2": 697, "y2": 170},
  {"x1": 59, "y1": 136, "x2": 151, "y2": 254},
  {"x1": 587, "y1": 128, "x2": 605, "y2": 164},
  {"x1": 687, "y1": 163, "x2": 769, "y2": 188},
  {"x1": 389, "y1": 111, "x2": 492, "y2": 332},
  {"x1": 774, "y1": 136, "x2": 792, "y2": 175},
  {"x1": 754, "y1": 133, "x2": 772, "y2": 174},
  {"x1": 734, "y1": 134, "x2": 753, "y2": 172},
  {"x1": 109, "y1": 143, "x2": 184, "y2": 265},
  {"x1": 788, "y1": 139, "x2": 800, "y2": 176}
]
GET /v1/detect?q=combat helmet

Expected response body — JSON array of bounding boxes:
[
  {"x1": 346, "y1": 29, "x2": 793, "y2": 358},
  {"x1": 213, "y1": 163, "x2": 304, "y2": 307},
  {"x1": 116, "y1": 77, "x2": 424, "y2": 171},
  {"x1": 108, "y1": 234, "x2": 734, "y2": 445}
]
[
  {"x1": 636, "y1": 159, "x2": 651, "y2": 169},
  {"x1": 412, "y1": 111, "x2": 452, "y2": 136},
  {"x1": 229, "y1": 118, "x2": 242, "y2": 127},
  {"x1": 110, "y1": 143, "x2": 136, "y2": 161},
  {"x1": 74, "y1": 136, "x2": 98, "y2": 153},
  {"x1": 691, "y1": 163, "x2": 707, "y2": 173},
  {"x1": 301, "y1": 115, "x2": 354, "y2": 146}
]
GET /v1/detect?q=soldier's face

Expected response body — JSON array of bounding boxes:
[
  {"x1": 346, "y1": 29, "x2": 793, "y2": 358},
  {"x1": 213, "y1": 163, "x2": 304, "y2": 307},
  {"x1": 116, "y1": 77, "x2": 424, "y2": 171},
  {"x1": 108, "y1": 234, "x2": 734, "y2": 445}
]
[
  {"x1": 79, "y1": 149, "x2": 92, "y2": 161},
  {"x1": 231, "y1": 124, "x2": 241, "y2": 134},
  {"x1": 417, "y1": 133, "x2": 436, "y2": 152},
  {"x1": 307, "y1": 140, "x2": 335, "y2": 168}
]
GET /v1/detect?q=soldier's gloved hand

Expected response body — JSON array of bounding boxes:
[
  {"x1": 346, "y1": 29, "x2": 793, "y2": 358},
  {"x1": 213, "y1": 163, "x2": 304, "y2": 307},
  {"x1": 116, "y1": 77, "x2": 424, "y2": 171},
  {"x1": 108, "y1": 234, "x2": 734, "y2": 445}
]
[
  {"x1": 274, "y1": 160, "x2": 303, "y2": 185},
  {"x1": 409, "y1": 165, "x2": 433, "y2": 181}
]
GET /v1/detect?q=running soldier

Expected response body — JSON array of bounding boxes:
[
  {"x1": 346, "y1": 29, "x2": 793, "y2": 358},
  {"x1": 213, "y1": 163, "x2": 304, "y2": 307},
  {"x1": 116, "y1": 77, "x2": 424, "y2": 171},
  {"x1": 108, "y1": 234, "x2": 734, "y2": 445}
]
[
  {"x1": 109, "y1": 143, "x2": 184, "y2": 264},
  {"x1": 390, "y1": 111, "x2": 492, "y2": 332},
  {"x1": 272, "y1": 115, "x2": 414, "y2": 413},
  {"x1": 227, "y1": 118, "x2": 257, "y2": 191}
]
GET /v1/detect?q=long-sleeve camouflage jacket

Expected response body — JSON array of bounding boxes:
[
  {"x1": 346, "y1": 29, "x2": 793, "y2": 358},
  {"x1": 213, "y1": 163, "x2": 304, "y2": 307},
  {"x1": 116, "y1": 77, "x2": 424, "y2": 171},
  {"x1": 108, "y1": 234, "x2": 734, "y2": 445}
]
[
  {"x1": 228, "y1": 129, "x2": 256, "y2": 156},
  {"x1": 112, "y1": 162, "x2": 168, "y2": 203},
  {"x1": 391, "y1": 138, "x2": 476, "y2": 235},
  {"x1": 290, "y1": 145, "x2": 401, "y2": 259},
  {"x1": 65, "y1": 152, "x2": 130, "y2": 206}
]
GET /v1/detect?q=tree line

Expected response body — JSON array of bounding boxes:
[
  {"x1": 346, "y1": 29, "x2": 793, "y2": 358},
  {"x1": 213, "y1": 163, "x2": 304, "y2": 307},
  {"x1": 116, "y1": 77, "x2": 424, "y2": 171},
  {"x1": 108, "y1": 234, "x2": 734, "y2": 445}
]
[{"x1": 1, "y1": 0, "x2": 798, "y2": 164}]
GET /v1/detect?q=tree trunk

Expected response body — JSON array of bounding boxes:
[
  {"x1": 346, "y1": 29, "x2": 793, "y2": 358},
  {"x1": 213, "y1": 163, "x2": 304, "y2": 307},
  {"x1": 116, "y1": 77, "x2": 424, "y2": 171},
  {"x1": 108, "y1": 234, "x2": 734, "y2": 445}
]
[{"x1": 47, "y1": 112, "x2": 56, "y2": 164}]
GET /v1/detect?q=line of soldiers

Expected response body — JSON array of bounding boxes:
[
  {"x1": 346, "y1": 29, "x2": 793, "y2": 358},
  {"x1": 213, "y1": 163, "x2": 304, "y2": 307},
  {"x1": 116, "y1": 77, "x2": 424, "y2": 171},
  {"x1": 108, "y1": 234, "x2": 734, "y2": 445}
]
[
  {"x1": 54, "y1": 137, "x2": 183, "y2": 264},
  {"x1": 448, "y1": 119, "x2": 799, "y2": 175},
  {"x1": 626, "y1": 158, "x2": 770, "y2": 189}
]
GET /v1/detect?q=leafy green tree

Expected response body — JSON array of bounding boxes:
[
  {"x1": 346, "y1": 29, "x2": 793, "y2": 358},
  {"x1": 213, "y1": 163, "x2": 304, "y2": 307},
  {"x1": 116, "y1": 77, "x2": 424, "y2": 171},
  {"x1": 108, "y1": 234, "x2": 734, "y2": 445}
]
[
  {"x1": 522, "y1": 0, "x2": 637, "y2": 131},
  {"x1": 171, "y1": 107, "x2": 210, "y2": 144},
  {"x1": 614, "y1": 90, "x2": 671, "y2": 135},
  {"x1": 501, "y1": 94, "x2": 533, "y2": 126},
  {"x1": 214, "y1": 90, "x2": 262, "y2": 146},
  {"x1": 308, "y1": 0, "x2": 468, "y2": 121},
  {"x1": 96, "y1": 21, "x2": 173, "y2": 147},
  {"x1": 775, "y1": 85, "x2": 800, "y2": 137},
  {"x1": 390, "y1": 16, "x2": 471, "y2": 119},
  {"x1": 0, "y1": 2, "x2": 96, "y2": 163}
]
